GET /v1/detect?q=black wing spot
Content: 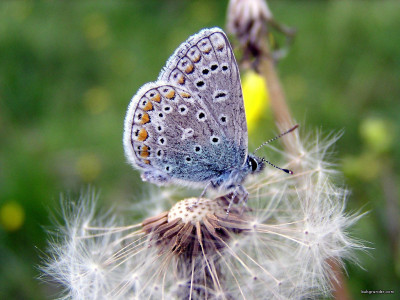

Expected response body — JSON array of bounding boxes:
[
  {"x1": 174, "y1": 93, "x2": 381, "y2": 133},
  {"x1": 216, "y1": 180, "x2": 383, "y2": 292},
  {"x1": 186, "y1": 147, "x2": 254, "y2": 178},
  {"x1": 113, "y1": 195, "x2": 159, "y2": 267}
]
[
  {"x1": 210, "y1": 136, "x2": 220, "y2": 144},
  {"x1": 215, "y1": 92, "x2": 226, "y2": 99},
  {"x1": 158, "y1": 137, "x2": 166, "y2": 145},
  {"x1": 196, "y1": 80, "x2": 205, "y2": 87}
]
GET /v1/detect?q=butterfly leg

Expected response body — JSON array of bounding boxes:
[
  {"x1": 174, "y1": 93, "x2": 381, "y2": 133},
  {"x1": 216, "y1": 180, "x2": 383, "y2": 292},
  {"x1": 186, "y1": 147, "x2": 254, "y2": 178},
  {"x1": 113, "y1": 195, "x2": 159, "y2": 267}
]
[
  {"x1": 225, "y1": 185, "x2": 249, "y2": 216},
  {"x1": 226, "y1": 192, "x2": 236, "y2": 216},
  {"x1": 188, "y1": 181, "x2": 212, "y2": 211},
  {"x1": 238, "y1": 185, "x2": 249, "y2": 215}
]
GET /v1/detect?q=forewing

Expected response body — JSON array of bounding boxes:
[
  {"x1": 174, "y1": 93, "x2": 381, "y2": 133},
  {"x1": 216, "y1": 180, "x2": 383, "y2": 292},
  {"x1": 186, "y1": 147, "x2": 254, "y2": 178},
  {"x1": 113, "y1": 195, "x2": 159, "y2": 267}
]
[{"x1": 159, "y1": 27, "x2": 248, "y2": 164}]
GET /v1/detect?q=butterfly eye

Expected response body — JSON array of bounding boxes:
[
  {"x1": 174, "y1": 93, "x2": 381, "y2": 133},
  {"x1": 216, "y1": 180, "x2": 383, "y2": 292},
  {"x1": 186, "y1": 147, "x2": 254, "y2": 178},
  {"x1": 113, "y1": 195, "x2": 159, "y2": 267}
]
[{"x1": 249, "y1": 157, "x2": 258, "y2": 172}]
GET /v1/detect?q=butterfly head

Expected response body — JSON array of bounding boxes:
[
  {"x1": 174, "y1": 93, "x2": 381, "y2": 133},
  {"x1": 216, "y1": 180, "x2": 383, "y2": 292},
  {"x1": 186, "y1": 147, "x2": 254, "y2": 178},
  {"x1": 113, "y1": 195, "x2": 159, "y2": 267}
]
[{"x1": 247, "y1": 154, "x2": 265, "y2": 174}]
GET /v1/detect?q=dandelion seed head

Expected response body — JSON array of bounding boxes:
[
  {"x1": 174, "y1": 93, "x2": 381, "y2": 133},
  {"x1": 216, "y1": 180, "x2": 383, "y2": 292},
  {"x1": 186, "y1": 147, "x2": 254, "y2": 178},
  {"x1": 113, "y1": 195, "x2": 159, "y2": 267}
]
[
  {"x1": 168, "y1": 198, "x2": 225, "y2": 224},
  {"x1": 42, "y1": 131, "x2": 365, "y2": 299}
]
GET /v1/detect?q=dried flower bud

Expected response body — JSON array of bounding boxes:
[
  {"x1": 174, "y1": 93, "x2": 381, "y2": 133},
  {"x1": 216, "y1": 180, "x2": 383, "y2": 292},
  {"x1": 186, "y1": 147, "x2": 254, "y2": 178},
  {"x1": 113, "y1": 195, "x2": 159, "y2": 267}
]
[
  {"x1": 227, "y1": 0, "x2": 295, "y2": 63},
  {"x1": 227, "y1": 0, "x2": 271, "y2": 58}
]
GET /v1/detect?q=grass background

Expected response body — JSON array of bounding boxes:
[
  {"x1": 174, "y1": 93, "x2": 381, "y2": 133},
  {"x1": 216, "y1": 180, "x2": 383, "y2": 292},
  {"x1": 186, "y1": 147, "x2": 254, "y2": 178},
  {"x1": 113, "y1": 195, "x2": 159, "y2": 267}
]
[{"x1": 0, "y1": 1, "x2": 399, "y2": 299}]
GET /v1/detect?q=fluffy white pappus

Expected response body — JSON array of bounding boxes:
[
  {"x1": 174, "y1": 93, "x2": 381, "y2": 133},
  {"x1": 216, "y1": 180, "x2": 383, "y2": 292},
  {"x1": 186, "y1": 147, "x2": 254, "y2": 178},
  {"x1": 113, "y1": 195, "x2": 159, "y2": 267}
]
[
  {"x1": 230, "y1": 130, "x2": 366, "y2": 298},
  {"x1": 40, "y1": 191, "x2": 128, "y2": 300},
  {"x1": 225, "y1": 180, "x2": 363, "y2": 299},
  {"x1": 40, "y1": 191, "x2": 195, "y2": 299},
  {"x1": 41, "y1": 132, "x2": 365, "y2": 299},
  {"x1": 286, "y1": 128, "x2": 344, "y2": 179}
]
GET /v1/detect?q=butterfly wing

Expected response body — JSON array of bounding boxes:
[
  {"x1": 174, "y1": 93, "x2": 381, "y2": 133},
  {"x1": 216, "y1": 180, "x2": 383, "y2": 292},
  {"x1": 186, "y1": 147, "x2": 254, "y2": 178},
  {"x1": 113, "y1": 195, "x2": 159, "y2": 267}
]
[
  {"x1": 123, "y1": 28, "x2": 248, "y2": 187},
  {"x1": 159, "y1": 28, "x2": 248, "y2": 160}
]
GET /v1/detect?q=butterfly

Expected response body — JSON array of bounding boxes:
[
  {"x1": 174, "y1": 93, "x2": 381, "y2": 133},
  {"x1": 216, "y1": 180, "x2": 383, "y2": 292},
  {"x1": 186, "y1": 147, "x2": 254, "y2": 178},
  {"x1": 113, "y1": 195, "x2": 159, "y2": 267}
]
[{"x1": 123, "y1": 27, "x2": 295, "y2": 206}]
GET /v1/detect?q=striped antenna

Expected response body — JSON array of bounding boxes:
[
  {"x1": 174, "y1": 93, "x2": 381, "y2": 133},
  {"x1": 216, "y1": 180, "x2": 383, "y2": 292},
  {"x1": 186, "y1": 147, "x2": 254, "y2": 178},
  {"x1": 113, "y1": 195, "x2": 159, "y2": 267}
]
[
  {"x1": 254, "y1": 124, "x2": 299, "y2": 175},
  {"x1": 253, "y1": 124, "x2": 299, "y2": 154},
  {"x1": 261, "y1": 158, "x2": 293, "y2": 174}
]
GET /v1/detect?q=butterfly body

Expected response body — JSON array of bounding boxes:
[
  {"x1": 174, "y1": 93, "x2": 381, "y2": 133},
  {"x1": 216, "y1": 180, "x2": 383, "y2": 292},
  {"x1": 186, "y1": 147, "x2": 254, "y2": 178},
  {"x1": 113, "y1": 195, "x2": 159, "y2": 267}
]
[{"x1": 124, "y1": 28, "x2": 264, "y2": 194}]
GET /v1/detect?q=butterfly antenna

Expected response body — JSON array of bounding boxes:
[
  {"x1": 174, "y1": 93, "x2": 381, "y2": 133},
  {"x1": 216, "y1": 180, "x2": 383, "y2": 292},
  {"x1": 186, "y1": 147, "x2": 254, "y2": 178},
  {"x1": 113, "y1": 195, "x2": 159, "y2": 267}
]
[
  {"x1": 262, "y1": 158, "x2": 294, "y2": 175},
  {"x1": 253, "y1": 124, "x2": 299, "y2": 154}
]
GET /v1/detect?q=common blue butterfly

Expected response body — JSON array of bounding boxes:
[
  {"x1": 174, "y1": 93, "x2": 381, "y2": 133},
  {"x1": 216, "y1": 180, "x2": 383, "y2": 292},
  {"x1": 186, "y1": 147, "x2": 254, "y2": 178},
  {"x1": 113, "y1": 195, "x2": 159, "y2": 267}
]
[{"x1": 124, "y1": 28, "x2": 295, "y2": 206}]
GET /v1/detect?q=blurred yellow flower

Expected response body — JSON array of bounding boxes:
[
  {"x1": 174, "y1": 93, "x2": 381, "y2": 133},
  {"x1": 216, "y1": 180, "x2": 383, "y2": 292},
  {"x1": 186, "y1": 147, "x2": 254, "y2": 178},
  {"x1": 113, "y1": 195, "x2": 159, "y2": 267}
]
[
  {"x1": 359, "y1": 117, "x2": 394, "y2": 154},
  {"x1": 0, "y1": 201, "x2": 25, "y2": 232},
  {"x1": 75, "y1": 153, "x2": 102, "y2": 182},
  {"x1": 83, "y1": 87, "x2": 110, "y2": 114},
  {"x1": 242, "y1": 70, "x2": 269, "y2": 133}
]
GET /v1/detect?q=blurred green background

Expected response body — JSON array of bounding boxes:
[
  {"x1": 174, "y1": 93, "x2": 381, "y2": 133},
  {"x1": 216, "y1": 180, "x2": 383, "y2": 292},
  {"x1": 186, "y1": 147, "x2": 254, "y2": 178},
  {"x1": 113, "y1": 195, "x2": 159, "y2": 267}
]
[{"x1": 0, "y1": 1, "x2": 399, "y2": 299}]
